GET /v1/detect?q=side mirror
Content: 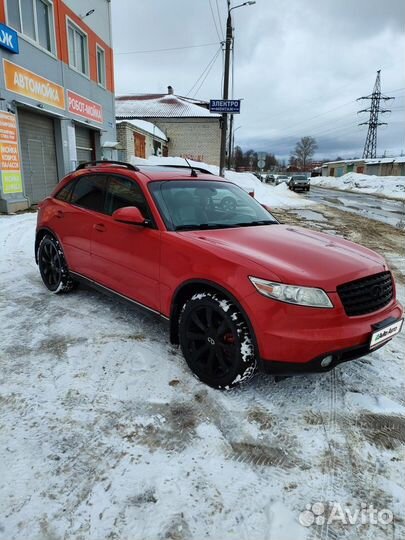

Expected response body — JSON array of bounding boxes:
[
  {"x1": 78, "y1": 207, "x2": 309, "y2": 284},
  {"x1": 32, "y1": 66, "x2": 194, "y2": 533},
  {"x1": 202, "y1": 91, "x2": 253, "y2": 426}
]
[{"x1": 112, "y1": 206, "x2": 146, "y2": 225}]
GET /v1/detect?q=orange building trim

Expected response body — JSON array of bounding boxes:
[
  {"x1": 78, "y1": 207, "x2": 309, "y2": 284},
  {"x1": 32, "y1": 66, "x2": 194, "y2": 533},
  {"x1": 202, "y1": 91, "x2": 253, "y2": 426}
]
[
  {"x1": 0, "y1": 0, "x2": 5, "y2": 24},
  {"x1": 0, "y1": 0, "x2": 114, "y2": 93},
  {"x1": 56, "y1": 1, "x2": 115, "y2": 93}
]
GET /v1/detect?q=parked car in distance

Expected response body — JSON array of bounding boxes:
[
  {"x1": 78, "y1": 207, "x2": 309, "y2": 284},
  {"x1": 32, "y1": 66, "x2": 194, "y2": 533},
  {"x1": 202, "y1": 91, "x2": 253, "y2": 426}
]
[
  {"x1": 35, "y1": 161, "x2": 403, "y2": 390},
  {"x1": 289, "y1": 174, "x2": 310, "y2": 192},
  {"x1": 266, "y1": 174, "x2": 289, "y2": 185}
]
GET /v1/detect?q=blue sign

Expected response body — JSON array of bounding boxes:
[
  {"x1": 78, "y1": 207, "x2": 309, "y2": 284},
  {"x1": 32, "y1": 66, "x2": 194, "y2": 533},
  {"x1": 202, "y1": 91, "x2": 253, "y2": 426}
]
[
  {"x1": 210, "y1": 99, "x2": 241, "y2": 114},
  {"x1": 0, "y1": 23, "x2": 19, "y2": 54}
]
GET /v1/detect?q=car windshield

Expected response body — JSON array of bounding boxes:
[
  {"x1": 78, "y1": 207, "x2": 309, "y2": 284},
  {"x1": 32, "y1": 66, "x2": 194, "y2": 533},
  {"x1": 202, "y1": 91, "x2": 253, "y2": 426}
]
[
  {"x1": 294, "y1": 175, "x2": 307, "y2": 180},
  {"x1": 149, "y1": 180, "x2": 278, "y2": 231}
]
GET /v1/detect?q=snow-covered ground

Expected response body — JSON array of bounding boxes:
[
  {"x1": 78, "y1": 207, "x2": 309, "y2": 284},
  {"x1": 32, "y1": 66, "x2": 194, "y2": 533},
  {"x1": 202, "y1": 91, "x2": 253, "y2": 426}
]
[
  {"x1": 0, "y1": 210, "x2": 404, "y2": 540},
  {"x1": 311, "y1": 173, "x2": 405, "y2": 200},
  {"x1": 130, "y1": 155, "x2": 314, "y2": 209}
]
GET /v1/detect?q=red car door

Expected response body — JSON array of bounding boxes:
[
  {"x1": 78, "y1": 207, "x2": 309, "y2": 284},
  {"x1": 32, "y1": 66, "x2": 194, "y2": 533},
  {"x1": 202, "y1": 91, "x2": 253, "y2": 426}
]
[
  {"x1": 53, "y1": 174, "x2": 108, "y2": 277},
  {"x1": 90, "y1": 174, "x2": 161, "y2": 312}
]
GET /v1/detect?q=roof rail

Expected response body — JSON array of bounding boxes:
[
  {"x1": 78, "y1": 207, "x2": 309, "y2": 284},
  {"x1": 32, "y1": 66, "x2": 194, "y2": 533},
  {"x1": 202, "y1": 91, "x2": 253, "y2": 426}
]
[
  {"x1": 139, "y1": 164, "x2": 214, "y2": 175},
  {"x1": 75, "y1": 160, "x2": 139, "y2": 171}
]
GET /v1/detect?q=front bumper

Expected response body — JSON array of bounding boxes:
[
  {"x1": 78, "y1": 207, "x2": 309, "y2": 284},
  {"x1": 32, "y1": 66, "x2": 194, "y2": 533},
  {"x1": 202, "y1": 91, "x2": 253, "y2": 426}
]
[
  {"x1": 241, "y1": 290, "x2": 403, "y2": 372},
  {"x1": 260, "y1": 339, "x2": 388, "y2": 375}
]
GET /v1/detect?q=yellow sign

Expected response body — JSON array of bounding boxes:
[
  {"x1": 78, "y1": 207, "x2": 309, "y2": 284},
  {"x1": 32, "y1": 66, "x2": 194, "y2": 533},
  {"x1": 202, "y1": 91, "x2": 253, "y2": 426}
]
[
  {"x1": 0, "y1": 111, "x2": 23, "y2": 194},
  {"x1": 3, "y1": 59, "x2": 66, "y2": 110},
  {"x1": 2, "y1": 171, "x2": 23, "y2": 194}
]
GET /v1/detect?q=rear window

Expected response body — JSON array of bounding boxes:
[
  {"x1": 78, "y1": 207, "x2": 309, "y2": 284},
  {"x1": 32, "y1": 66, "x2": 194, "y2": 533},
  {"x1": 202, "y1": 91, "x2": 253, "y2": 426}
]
[
  {"x1": 70, "y1": 175, "x2": 107, "y2": 213},
  {"x1": 54, "y1": 180, "x2": 76, "y2": 203}
]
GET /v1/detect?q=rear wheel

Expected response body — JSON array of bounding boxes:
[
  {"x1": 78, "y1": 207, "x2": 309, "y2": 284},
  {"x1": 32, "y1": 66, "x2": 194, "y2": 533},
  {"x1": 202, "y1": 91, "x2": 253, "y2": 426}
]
[
  {"x1": 179, "y1": 292, "x2": 256, "y2": 389},
  {"x1": 37, "y1": 235, "x2": 75, "y2": 293}
]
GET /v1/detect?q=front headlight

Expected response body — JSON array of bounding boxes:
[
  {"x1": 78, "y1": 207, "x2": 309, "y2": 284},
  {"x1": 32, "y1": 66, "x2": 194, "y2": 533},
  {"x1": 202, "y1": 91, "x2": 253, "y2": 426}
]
[{"x1": 249, "y1": 277, "x2": 333, "y2": 308}]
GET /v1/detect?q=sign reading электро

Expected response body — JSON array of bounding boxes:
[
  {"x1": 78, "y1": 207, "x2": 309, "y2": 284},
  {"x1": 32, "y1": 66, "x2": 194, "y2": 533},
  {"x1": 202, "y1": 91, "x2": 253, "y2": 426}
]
[{"x1": 3, "y1": 59, "x2": 65, "y2": 110}]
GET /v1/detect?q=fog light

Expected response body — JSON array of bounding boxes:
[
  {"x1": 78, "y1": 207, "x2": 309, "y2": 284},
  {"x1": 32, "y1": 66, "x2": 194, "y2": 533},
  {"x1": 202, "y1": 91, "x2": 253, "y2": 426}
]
[{"x1": 321, "y1": 355, "x2": 333, "y2": 368}]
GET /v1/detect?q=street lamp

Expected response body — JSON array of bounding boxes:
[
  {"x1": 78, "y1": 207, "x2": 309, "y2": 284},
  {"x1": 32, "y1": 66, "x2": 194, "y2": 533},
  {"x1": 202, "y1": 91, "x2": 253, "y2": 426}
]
[{"x1": 219, "y1": 1, "x2": 256, "y2": 177}]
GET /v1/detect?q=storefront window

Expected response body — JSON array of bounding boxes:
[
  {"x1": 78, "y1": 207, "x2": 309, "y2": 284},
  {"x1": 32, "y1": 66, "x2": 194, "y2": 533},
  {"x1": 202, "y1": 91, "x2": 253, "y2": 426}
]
[
  {"x1": 36, "y1": 0, "x2": 51, "y2": 51},
  {"x1": 68, "y1": 21, "x2": 89, "y2": 76},
  {"x1": 6, "y1": 0, "x2": 22, "y2": 31},
  {"x1": 21, "y1": 0, "x2": 36, "y2": 39},
  {"x1": 96, "y1": 46, "x2": 106, "y2": 87},
  {"x1": 6, "y1": 0, "x2": 55, "y2": 53}
]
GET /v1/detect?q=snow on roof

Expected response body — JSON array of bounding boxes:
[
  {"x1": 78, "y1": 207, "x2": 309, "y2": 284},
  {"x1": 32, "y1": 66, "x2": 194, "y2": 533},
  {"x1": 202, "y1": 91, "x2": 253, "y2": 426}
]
[
  {"x1": 366, "y1": 157, "x2": 405, "y2": 165},
  {"x1": 115, "y1": 93, "x2": 220, "y2": 119},
  {"x1": 324, "y1": 157, "x2": 405, "y2": 166},
  {"x1": 117, "y1": 119, "x2": 168, "y2": 141}
]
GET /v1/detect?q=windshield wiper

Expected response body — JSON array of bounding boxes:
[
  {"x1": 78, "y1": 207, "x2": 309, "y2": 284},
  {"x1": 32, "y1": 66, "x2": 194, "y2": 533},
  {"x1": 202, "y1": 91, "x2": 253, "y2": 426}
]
[
  {"x1": 174, "y1": 223, "x2": 235, "y2": 231},
  {"x1": 231, "y1": 220, "x2": 277, "y2": 227}
]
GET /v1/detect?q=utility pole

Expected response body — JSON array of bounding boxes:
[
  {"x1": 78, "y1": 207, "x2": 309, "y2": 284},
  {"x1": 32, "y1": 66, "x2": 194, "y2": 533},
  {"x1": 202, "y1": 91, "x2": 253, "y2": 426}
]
[
  {"x1": 357, "y1": 70, "x2": 394, "y2": 159},
  {"x1": 219, "y1": 4, "x2": 232, "y2": 177},
  {"x1": 219, "y1": 1, "x2": 255, "y2": 177}
]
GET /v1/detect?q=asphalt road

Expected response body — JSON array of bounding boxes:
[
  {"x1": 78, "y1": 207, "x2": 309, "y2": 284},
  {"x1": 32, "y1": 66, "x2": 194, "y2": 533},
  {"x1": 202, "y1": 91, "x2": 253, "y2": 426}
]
[{"x1": 302, "y1": 185, "x2": 405, "y2": 229}]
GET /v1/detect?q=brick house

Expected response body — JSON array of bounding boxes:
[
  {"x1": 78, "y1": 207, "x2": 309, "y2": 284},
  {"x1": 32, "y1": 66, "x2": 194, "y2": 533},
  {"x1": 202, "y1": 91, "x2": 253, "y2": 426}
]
[{"x1": 115, "y1": 86, "x2": 221, "y2": 166}]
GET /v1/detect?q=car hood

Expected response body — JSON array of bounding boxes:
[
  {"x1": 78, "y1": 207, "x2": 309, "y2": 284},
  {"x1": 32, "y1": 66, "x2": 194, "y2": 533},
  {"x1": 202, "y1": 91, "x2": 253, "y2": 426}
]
[{"x1": 182, "y1": 224, "x2": 387, "y2": 291}]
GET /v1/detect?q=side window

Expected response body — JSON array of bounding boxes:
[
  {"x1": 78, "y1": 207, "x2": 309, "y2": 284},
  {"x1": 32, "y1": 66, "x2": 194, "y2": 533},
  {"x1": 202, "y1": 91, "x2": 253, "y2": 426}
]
[
  {"x1": 54, "y1": 180, "x2": 76, "y2": 203},
  {"x1": 106, "y1": 176, "x2": 151, "y2": 219},
  {"x1": 70, "y1": 175, "x2": 107, "y2": 213}
]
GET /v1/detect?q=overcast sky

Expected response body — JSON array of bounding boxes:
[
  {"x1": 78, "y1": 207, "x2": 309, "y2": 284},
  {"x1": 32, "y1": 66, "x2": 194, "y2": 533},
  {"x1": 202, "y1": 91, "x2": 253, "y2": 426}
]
[{"x1": 111, "y1": 0, "x2": 405, "y2": 161}]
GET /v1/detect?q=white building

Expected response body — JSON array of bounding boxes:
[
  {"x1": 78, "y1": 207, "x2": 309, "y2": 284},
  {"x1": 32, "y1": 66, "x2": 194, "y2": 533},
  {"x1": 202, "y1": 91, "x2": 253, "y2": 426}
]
[{"x1": 115, "y1": 86, "x2": 221, "y2": 166}]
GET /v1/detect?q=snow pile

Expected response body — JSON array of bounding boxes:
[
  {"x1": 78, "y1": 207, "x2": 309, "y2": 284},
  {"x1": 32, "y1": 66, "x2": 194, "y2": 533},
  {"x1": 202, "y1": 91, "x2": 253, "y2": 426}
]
[
  {"x1": 130, "y1": 155, "x2": 313, "y2": 208},
  {"x1": 311, "y1": 173, "x2": 405, "y2": 200}
]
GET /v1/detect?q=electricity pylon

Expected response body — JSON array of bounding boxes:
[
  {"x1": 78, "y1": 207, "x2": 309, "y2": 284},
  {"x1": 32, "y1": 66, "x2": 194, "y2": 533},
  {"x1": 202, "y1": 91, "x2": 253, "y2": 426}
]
[{"x1": 357, "y1": 70, "x2": 394, "y2": 159}]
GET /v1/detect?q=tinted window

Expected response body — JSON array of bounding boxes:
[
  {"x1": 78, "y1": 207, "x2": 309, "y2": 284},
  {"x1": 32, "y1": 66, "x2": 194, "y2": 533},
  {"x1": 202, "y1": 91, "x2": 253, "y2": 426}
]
[
  {"x1": 105, "y1": 175, "x2": 150, "y2": 218},
  {"x1": 54, "y1": 180, "x2": 76, "y2": 203},
  {"x1": 149, "y1": 180, "x2": 278, "y2": 231},
  {"x1": 70, "y1": 175, "x2": 107, "y2": 213}
]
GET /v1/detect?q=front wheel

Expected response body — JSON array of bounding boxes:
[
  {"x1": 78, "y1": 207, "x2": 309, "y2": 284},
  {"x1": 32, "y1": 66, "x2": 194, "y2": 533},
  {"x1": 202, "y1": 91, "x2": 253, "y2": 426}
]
[
  {"x1": 37, "y1": 234, "x2": 75, "y2": 293},
  {"x1": 179, "y1": 292, "x2": 256, "y2": 389}
]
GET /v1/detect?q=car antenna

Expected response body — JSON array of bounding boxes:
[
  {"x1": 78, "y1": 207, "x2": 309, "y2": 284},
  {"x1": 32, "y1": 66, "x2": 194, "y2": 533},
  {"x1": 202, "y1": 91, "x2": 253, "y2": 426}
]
[{"x1": 184, "y1": 157, "x2": 198, "y2": 177}]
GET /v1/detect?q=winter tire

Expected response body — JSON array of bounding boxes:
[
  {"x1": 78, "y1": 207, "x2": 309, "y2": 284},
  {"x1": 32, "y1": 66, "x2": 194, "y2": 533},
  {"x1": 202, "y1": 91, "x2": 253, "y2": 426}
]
[
  {"x1": 38, "y1": 234, "x2": 75, "y2": 293},
  {"x1": 179, "y1": 292, "x2": 257, "y2": 389}
]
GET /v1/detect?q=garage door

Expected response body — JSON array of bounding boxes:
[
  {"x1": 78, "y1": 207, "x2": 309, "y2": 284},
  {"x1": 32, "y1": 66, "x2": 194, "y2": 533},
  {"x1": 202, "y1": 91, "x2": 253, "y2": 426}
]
[
  {"x1": 18, "y1": 109, "x2": 58, "y2": 204},
  {"x1": 75, "y1": 125, "x2": 95, "y2": 164}
]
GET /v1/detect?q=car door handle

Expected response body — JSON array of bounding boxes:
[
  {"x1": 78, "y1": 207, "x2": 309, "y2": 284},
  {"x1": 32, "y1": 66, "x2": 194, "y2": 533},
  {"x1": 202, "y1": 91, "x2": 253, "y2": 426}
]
[
  {"x1": 94, "y1": 223, "x2": 106, "y2": 232},
  {"x1": 55, "y1": 210, "x2": 64, "y2": 219}
]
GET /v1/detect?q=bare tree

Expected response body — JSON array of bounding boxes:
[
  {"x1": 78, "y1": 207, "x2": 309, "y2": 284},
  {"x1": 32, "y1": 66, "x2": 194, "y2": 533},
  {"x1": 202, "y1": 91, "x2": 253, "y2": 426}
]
[{"x1": 294, "y1": 136, "x2": 318, "y2": 169}]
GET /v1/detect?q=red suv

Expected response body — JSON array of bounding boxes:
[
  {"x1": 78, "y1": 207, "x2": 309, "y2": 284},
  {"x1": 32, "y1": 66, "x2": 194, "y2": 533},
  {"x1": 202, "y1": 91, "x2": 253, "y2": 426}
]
[{"x1": 36, "y1": 161, "x2": 403, "y2": 389}]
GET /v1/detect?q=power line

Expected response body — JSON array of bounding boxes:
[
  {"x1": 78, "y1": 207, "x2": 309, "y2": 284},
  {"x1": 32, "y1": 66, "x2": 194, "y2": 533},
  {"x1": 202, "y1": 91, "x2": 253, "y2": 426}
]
[
  {"x1": 186, "y1": 46, "x2": 222, "y2": 96},
  {"x1": 192, "y1": 49, "x2": 222, "y2": 98},
  {"x1": 115, "y1": 42, "x2": 220, "y2": 55},
  {"x1": 215, "y1": 0, "x2": 225, "y2": 40},
  {"x1": 280, "y1": 99, "x2": 356, "y2": 134},
  {"x1": 208, "y1": 0, "x2": 223, "y2": 42}
]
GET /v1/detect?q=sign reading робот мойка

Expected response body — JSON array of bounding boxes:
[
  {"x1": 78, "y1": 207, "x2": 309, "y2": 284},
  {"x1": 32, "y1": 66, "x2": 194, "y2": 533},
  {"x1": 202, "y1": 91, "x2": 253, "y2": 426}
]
[{"x1": 209, "y1": 100, "x2": 241, "y2": 114}]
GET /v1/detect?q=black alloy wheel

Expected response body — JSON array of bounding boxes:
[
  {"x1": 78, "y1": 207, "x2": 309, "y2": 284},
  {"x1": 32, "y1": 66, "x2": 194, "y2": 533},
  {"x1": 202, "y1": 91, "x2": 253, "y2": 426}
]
[
  {"x1": 179, "y1": 292, "x2": 256, "y2": 389},
  {"x1": 38, "y1": 235, "x2": 75, "y2": 293}
]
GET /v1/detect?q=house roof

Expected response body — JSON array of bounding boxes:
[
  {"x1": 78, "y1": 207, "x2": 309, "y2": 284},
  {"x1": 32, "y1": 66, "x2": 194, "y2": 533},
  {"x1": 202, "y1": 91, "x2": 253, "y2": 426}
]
[
  {"x1": 116, "y1": 119, "x2": 168, "y2": 141},
  {"x1": 115, "y1": 93, "x2": 220, "y2": 119}
]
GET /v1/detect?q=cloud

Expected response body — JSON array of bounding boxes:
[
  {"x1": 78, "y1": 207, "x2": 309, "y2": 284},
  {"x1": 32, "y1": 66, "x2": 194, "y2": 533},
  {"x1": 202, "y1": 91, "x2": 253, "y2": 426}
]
[{"x1": 111, "y1": 0, "x2": 405, "y2": 160}]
